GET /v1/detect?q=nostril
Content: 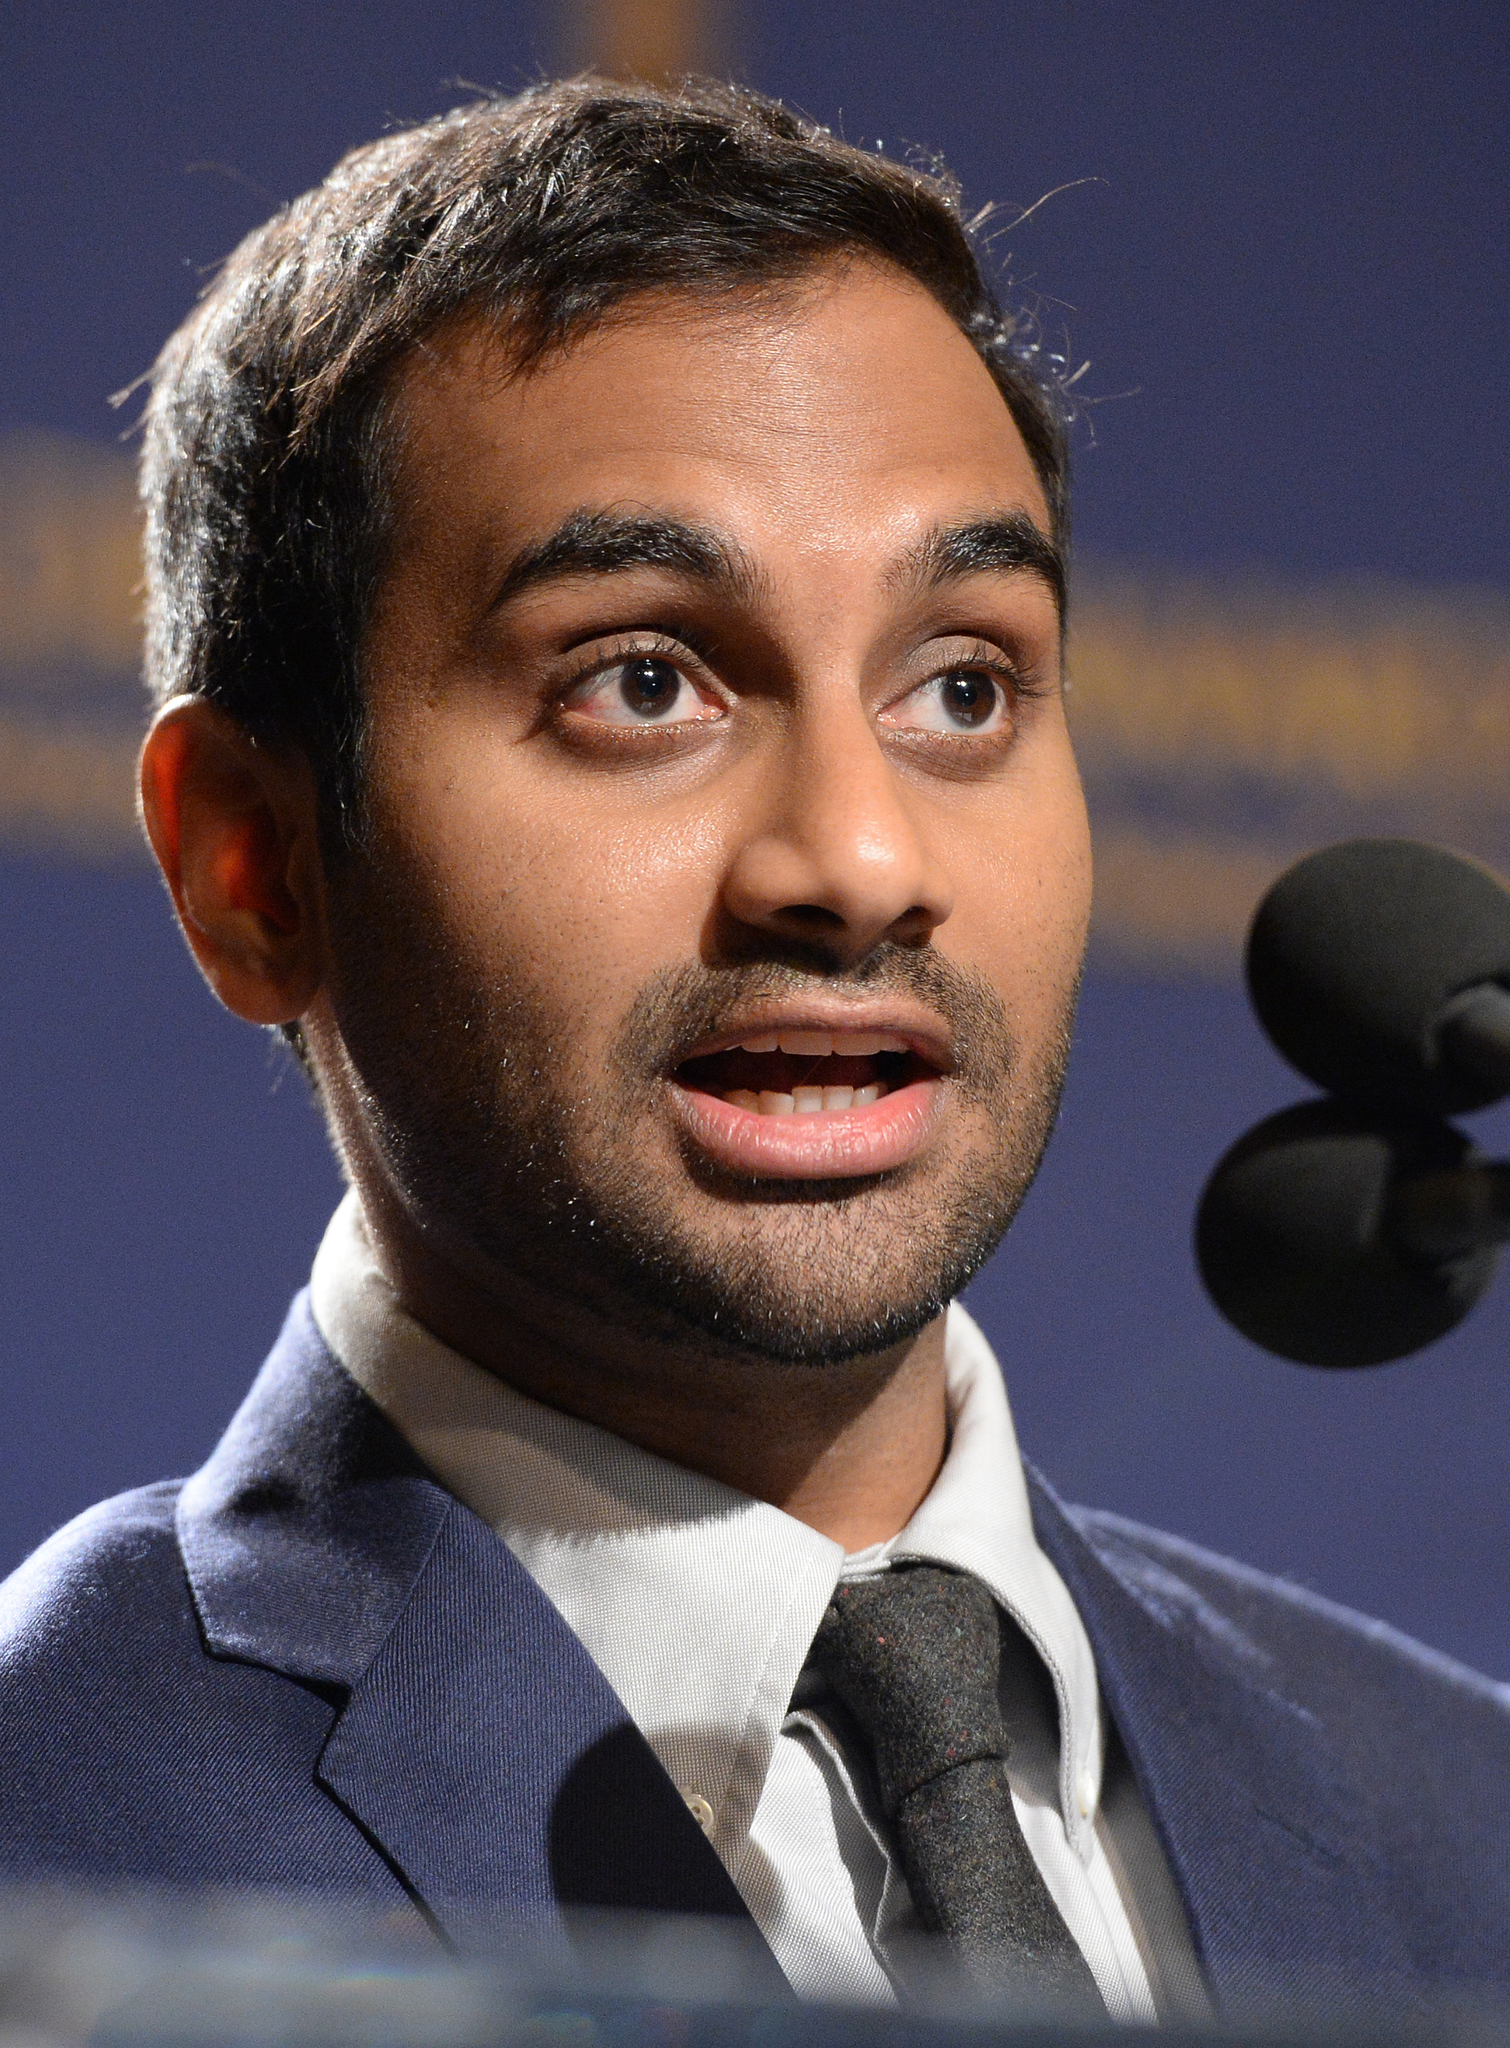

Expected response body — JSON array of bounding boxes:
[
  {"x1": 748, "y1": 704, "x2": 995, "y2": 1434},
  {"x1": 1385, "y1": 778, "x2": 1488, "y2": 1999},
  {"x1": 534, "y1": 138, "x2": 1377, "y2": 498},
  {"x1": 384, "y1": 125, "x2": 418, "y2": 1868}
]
[{"x1": 781, "y1": 903, "x2": 846, "y2": 931}]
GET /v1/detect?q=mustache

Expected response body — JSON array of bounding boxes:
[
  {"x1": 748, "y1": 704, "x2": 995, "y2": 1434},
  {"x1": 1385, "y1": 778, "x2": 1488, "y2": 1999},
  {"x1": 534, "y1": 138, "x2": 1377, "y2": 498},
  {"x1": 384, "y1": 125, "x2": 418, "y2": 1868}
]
[{"x1": 613, "y1": 944, "x2": 1019, "y2": 1094}]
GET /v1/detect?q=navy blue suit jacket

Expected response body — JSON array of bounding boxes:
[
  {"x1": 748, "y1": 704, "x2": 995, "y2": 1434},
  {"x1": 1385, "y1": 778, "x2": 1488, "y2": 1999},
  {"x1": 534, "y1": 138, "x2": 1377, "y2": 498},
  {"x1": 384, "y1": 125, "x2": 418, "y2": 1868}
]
[{"x1": 1, "y1": 1293, "x2": 1508, "y2": 2021}]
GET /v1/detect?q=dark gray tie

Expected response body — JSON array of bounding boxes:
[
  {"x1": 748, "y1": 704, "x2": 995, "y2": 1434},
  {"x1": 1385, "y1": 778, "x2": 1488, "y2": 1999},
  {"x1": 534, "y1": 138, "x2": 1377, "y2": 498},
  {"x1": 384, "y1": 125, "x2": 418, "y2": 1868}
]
[{"x1": 804, "y1": 1563, "x2": 1102, "y2": 2013}]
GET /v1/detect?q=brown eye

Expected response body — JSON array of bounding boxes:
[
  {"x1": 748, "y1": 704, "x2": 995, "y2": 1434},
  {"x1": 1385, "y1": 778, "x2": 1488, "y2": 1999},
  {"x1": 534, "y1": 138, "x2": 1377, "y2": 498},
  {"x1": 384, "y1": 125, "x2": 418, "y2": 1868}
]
[
  {"x1": 937, "y1": 670, "x2": 1000, "y2": 729},
  {"x1": 617, "y1": 657, "x2": 683, "y2": 718},
  {"x1": 567, "y1": 653, "x2": 723, "y2": 728},
  {"x1": 884, "y1": 667, "x2": 1010, "y2": 736}
]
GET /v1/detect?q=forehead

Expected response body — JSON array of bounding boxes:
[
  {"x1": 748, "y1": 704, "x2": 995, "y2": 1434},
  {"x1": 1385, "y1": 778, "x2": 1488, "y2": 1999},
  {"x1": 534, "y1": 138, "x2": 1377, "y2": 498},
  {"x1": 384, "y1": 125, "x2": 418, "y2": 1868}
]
[{"x1": 385, "y1": 262, "x2": 1052, "y2": 571}]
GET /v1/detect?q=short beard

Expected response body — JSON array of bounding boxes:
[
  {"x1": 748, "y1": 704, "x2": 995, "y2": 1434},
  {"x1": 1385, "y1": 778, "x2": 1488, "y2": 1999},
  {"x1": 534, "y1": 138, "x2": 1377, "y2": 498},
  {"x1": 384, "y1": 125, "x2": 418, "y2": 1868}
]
[{"x1": 324, "y1": 857, "x2": 1077, "y2": 1369}]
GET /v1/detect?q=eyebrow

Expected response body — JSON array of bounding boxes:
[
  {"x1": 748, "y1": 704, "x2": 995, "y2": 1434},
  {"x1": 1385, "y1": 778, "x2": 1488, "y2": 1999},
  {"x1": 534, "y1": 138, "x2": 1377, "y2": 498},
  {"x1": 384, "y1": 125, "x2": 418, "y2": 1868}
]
[
  {"x1": 491, "y1": 508, "x2": 767, "y2": 610},
  {"x1": 888, "y1": 512, "x2": 1067, "y2": 616},
  {"x1": 490, "y1": 503, "x2": 1065, "y2": 618}
]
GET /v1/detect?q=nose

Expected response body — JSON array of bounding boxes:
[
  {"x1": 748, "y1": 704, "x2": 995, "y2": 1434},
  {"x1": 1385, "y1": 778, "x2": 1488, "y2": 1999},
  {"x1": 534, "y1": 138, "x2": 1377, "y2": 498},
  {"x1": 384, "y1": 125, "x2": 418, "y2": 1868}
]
[{"x1": 719, "y1": 690, "x2": 955, "y2": 964}]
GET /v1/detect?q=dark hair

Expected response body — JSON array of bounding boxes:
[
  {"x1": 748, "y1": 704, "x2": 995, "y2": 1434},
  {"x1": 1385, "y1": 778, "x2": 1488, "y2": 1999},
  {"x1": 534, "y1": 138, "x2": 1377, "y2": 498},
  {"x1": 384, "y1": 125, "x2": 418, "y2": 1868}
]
[{"x1": 141, "y1": 74, "x2": 1071, "y2": 843}]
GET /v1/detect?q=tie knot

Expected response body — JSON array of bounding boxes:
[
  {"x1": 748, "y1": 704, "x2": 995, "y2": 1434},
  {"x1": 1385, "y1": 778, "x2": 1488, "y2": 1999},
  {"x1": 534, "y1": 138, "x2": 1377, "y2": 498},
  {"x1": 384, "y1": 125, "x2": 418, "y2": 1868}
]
[{"x1": 806, "y1": 1564, "x2": 1007, "y2": 1819}]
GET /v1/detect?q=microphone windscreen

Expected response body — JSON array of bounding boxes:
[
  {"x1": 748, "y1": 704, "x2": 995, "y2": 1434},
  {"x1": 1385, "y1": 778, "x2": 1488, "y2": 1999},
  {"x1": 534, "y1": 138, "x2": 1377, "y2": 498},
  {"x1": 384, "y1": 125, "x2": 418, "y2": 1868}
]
[
  {"x1": 1247, "y1": 839, "x2": 1510, "y2": 1114},
  {"x1": 1195, "y1": 1099, "x2": 1499, "y2": 1366}
]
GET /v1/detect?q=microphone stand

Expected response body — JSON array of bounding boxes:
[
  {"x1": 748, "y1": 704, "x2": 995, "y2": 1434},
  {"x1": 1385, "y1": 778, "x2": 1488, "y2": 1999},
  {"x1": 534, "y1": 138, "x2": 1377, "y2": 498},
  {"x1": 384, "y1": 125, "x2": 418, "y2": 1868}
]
[{"x1": 1388, "y1": 1160, "x2": 1510, "y2": 1265}]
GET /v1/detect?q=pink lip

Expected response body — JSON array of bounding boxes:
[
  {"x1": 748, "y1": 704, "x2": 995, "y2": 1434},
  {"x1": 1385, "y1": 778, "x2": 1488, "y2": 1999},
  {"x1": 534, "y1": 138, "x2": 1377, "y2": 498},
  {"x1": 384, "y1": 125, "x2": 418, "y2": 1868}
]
[{"x1": 670, "y1": 1076, "x2": 945, "y2": 1179}]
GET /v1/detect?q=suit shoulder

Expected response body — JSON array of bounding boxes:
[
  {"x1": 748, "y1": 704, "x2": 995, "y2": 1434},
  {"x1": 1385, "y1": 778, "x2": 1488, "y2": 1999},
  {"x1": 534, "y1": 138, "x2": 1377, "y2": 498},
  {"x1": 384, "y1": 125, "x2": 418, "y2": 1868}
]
[
  {"x1": 0, "y1": 1479, "x2": 379, "y2": 1894},
  {"x1": 0, "y1": 1480, "x2": 192, "y2": 1668},
  {"x1": 1067, "y1": 1502, "x2": 1510, "y2": 1724}
]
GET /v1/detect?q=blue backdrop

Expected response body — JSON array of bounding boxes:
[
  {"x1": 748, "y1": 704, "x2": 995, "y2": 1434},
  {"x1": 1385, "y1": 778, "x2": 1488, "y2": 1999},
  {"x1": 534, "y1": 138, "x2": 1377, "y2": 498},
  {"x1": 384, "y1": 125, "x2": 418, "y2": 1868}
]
[{"x1": 2, "y1": 1, "x2": 1507, "y2": 1675}]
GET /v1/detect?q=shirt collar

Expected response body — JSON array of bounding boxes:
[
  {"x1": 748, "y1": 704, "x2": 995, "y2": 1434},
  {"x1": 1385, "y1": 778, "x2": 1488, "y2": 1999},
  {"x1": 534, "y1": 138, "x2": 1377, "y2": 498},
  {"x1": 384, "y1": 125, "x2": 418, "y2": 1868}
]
[{"x1": 310, "y1": 1189, "x2": 1102, "y2": 1865}]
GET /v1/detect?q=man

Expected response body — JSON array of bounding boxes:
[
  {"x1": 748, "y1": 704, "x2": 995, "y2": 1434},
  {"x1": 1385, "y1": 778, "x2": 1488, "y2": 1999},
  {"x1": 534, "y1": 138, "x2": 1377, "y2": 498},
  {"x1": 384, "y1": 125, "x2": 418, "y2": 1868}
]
[{"x1": 1, "y1": 75, "x2": 1506, "y2": 2028}]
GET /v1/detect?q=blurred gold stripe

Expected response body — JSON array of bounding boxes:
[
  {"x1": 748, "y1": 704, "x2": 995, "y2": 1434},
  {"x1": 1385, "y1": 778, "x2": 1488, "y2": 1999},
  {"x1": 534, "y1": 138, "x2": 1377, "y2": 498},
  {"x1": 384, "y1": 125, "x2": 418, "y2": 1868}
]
[
  {"x1": 0, "y1": 434, "x2": 143, "y2": 681},
  {"x1": 1090, "y1": 830, "x2": 1295, "y2": 976},
  {"x1": 1, "y1": 432, "x2": 1507, "y2": 971},
  {"x1": 562, "y1": 0, "x2": 720, "y2": 81},
  {"x1": 0, "y1": 715, "x2": 138, "y2": 857},
  {"x1": 1069, "y1": 572, "x2": 1510, "y2": 805}
]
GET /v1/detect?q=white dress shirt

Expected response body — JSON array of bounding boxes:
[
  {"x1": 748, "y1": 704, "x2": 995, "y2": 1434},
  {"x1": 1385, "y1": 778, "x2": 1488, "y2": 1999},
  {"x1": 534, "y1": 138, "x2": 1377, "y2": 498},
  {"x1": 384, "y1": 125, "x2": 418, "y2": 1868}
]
[{"x1": 310, "y1": 1190, "x2": 1172, "y2": 2015}]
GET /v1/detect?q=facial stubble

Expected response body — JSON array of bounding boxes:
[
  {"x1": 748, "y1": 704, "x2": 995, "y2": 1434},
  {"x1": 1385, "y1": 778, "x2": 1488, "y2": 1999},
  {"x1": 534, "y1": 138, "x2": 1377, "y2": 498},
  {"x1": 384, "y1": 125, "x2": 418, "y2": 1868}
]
[{"x1": 325, "y1": 851, "x2": 1076, "y2": 1368}]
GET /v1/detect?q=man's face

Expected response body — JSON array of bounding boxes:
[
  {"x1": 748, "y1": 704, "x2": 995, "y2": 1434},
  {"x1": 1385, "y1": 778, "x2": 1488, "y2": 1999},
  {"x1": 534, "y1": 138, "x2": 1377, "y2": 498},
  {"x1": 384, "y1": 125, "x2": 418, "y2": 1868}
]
[{"x1": 322, "y1": 260, "x2": 1092, "y2": 1362}]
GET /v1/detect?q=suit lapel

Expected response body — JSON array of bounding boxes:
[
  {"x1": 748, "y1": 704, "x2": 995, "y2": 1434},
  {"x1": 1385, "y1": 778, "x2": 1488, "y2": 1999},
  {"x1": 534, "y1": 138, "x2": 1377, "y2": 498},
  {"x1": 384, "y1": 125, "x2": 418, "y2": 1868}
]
[
  {"x1": 178, "y1": 1294, "x2": 757, "y2": 1951},
  {"x1": 1027, "y1": 1468, "x2": 1419, "y2": 2019},
  {"x1": 191, "y1": 1294, "x2": 1422, "y2": 2002},
  {"x1": 316, "y1": 1495, "x2": 757, "y2": 1946}
]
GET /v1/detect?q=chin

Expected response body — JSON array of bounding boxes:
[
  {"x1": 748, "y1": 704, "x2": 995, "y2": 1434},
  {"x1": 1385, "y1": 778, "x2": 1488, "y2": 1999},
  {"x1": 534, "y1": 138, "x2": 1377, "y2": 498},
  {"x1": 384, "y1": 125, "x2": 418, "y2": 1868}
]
[{"x1": 568, "y1": 1168, "x2": 1021, "y2": 1366}]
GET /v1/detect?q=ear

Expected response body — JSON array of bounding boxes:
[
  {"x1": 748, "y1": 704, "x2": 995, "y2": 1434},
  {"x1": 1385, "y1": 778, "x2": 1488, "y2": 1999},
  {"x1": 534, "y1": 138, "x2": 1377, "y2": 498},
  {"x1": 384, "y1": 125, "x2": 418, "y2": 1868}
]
[{"x1": 139, "y1": 697, "x2": 328, "y2": 1026}]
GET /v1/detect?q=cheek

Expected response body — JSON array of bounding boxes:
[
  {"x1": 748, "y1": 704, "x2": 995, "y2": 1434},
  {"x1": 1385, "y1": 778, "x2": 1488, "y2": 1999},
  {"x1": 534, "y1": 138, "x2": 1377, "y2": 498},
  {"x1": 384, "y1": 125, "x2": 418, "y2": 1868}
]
[
  {"x1": 373, "y1": 733, "x2": 732, "y2": 1041},
  {"x1": 943, "y1": 769, "x2": 1092, "y2": 1013}
]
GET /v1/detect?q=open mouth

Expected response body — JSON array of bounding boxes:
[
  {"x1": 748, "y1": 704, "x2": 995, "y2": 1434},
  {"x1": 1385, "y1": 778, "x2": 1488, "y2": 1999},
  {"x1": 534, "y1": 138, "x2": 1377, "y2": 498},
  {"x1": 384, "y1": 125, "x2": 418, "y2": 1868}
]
[
  {"x1": 666, "y1": 1023, "x2": 950, "y2": 1179},
  {"x1": 674, "y1": 1029, "x2": 940, "y2": 1116}
]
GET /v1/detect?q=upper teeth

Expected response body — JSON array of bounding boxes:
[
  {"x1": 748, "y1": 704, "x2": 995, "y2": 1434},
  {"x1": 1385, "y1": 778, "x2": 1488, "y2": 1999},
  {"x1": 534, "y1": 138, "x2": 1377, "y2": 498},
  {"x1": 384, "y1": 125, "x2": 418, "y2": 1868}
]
[{"x1": 735, "y1": 1029, "x2": 909, "y2": 1057}]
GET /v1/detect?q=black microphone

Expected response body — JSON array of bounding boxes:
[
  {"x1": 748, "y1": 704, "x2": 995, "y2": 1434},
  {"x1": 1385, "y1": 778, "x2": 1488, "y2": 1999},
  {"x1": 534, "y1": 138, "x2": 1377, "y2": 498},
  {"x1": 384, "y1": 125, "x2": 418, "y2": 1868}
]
[
  {"x1": 1195, "y1": 838, "x2": 1510, "y2": 1365},
  {"x1": 1246, "y1": 838, "x2": 1510, "y2": 1115},
  {"x1": 1196, "y1": 1100, "x2": 1507, "y2": 1367}
]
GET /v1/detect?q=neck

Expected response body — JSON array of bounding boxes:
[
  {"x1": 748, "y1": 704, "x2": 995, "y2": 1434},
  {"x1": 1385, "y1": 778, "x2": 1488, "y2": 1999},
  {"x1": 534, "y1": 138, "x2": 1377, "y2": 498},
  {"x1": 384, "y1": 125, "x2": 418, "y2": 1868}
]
[{"x1": 353, "y1": 1181, "x2": 951, "y2": 1552}]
